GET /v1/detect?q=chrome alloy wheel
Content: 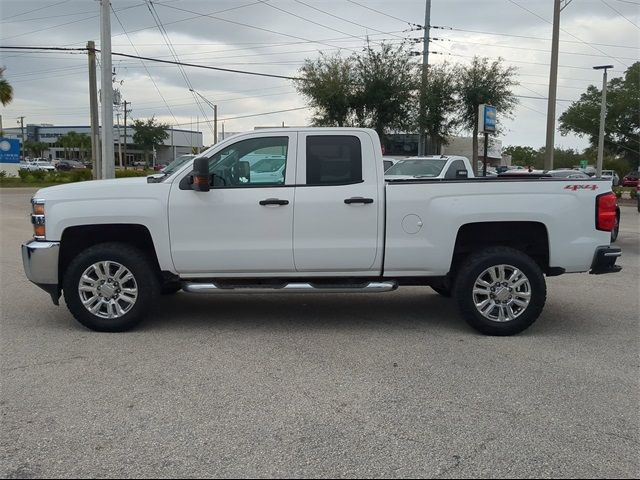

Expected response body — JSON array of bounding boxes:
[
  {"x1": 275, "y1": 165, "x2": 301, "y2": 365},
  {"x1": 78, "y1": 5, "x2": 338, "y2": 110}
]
[
  {"x1": 78, "y1": 261, "x2": 138, "y2": 319},
  {"x1": 472, "y1": 264, "x2": 532, "y2": 323}
]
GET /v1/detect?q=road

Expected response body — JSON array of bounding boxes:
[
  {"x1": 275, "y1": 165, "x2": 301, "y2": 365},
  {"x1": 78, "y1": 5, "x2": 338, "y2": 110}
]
[{"x1": 1, "y1": 187, "x2": 638, "y2": 478}]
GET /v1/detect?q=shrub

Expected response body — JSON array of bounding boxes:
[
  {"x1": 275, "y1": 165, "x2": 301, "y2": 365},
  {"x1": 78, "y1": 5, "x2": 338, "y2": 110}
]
[
  {"x1": 30, "y1": 170, "x2": 46, "y2": 181},
  {"x1": 116, "y1": 169, "x2": 149, "y2": 178},
  {"x1": 0, "y1": 171, "x2": 6, "y2": 179},
  {"x1": 18, "y1": 169, "x2": 30, "y2": 180},
  {"x1": 69, "y1": 169, "x2": 93, "y2": 182}
]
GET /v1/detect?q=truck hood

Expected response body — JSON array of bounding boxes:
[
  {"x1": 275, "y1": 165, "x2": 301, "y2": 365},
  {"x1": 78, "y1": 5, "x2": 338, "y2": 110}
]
[{"x1": 34, "y1": 177, "x2": 159, "y2": 201}]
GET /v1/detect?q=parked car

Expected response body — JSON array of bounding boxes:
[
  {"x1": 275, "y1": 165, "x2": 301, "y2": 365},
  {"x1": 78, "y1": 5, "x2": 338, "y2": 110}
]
[
  {"x1": 20, "y1": 159, "x2": 55, "y2": 172},
  {"x1": 601, "y1": 170, "x2": 619, "y2": 186},
  {"x1": 56, "y1": 160, "x2": 87, "y2": 171},
  {"x1": 621, "y1": 171, "x2": 639, "y2": 187},
  {"x1": 383, "y1": 157, "x2": 397, "y2": 172},
  {"x1": 21, "y1": 128, "x2": 622, "y2": 336},
  {"x1": 547, "y1": 169, "x2": 590, "y2": 179},
  {"x1": 384, "y1": 155, "x2": 473, "y2": 179},
  {"x1": 161, "y1": 154, "x2": 195, "y2": 175}
]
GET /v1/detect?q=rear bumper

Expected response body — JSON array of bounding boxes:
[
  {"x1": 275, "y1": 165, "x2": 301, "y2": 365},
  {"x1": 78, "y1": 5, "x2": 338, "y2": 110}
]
[
  {"x1": 589, "y1": 246, "x2": 622, "y2": 275},
  {"x1": 21, "y1": 240, "x2": 61, "y2": 304}
]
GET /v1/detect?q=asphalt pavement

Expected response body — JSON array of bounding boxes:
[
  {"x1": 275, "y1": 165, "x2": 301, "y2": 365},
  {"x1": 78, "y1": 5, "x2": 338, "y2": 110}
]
[{"x1": 1, "y1": 187, "x2": 638, "y2": 478}]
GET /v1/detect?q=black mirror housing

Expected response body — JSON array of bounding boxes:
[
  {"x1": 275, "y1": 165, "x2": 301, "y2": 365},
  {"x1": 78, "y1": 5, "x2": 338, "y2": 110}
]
[{"x1": 192, "y1": 157, "x2": 210, "y2": 192}]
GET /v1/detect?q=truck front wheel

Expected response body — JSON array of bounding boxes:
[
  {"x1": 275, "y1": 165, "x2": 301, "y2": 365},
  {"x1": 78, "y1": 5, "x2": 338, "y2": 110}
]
[
  {"x1": 62, "y1": 242, "x2": 159, "y2": 332},
  {"x1": 453, "y1": 247, "x2": 546, "y2": 336}
]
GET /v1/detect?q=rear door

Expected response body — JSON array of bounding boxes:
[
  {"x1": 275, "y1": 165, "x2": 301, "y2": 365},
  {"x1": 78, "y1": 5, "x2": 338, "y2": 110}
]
[{"x1": 293, "y1": 131, "x2": 383, "y2": 273}]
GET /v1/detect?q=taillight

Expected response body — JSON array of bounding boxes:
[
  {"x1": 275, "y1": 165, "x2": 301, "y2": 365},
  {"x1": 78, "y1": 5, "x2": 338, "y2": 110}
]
[{"x1": 596, "y1": 192, "x2": 617, "y2": 231}]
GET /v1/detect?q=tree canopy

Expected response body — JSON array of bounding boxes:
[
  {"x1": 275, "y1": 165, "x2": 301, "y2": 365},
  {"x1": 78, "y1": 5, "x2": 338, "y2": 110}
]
[
  {"x1": 0, "y1": 68, "x2": 13, "y2": 107},
  {"x1": 132, "y1": 117, "x2": 169, "y2": 163},
  {"x1": 559, "y1": 61, "x2": 639, "y2": 168}
]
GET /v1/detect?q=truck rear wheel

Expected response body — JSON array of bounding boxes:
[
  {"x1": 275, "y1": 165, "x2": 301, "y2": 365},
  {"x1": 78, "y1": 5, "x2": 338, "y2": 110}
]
[
  {"x1": 453, "y1": 247, "x2": 546, "y2": 336},
  {"x1": 62, "y1": 242, "x2": 159, "y2": 332}
]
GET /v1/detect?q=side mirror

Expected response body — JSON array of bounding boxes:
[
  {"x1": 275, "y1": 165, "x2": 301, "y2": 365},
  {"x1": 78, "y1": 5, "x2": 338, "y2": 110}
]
[
  {"x1": 192, "y1": 157, "x2": 210, "y2": 192},
  {"x1": 456, "y1": 169, "x2": 468, "y2": 179}
]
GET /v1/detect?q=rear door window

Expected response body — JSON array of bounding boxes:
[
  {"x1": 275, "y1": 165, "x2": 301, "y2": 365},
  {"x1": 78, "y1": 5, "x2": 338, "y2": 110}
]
[{"x1": 306, "y1": 135, "x2": 362, "y2": 185}]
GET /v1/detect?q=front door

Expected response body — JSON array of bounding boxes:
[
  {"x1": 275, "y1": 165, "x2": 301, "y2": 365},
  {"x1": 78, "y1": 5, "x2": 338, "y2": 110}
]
[{"x1": 169, "y1": 133, "x2": 297, "y2": 275}]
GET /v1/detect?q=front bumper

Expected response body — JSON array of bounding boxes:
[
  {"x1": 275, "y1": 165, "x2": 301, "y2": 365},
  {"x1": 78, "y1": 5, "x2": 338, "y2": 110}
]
[
  {"x1": 21, "y1": 240, "x2": 61, "y2": 304},
  {"x1": 589, "y1": 246, "x2": 622, "y2": 275}
]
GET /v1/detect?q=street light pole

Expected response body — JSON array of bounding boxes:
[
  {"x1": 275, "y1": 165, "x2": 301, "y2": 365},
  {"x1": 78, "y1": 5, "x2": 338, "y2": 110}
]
[
  {"x1": 189, "y1": 88, "x2": 218, "y2": 144},
  {"x1": 594, "y1": 65, "x2": 613, "y2": 178}
]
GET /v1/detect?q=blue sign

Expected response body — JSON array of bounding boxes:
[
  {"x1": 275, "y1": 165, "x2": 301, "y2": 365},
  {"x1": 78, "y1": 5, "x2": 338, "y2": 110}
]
[
  {"x1": 483, "y1": 105, "x2": 497, "y2": 133},
  {"x1": 0, "y1": 138, "x2": 20, "y2": 163}
]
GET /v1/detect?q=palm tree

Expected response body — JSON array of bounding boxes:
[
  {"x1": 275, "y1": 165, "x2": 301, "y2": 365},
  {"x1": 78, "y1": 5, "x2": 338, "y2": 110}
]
[{"x1": 0, "y1": 68, "x2": 13, "y2": 107}]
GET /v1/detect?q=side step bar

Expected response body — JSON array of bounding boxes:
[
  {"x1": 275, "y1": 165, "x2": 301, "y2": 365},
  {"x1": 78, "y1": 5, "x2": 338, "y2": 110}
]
[{"x1": 182, "y1": 281, "x2": 398, "y2": 294}]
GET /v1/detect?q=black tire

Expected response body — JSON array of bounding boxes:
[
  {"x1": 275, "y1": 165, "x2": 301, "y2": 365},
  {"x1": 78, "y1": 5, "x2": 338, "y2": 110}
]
[
  {"x1": 62, "y1": 242, "x2": 159, "y2": 332},
  {"x1": 453, "y1": 247, "x2": 546, "y2": 336},
  {"x1": 430, "y1": 285, "x2": 452, "y2": 297},
  {"x1": 610, "y1": 211, "x2": 620, "y2": 243}
]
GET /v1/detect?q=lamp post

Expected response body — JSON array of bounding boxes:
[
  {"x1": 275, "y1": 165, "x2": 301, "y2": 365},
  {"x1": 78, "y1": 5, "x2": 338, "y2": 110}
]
[
  {"x1": 189, "y1": 89, "x2": 218, "y2": 145},
  {"x1": 593, "y1": 65, "x2": 613, "y2": 178}
]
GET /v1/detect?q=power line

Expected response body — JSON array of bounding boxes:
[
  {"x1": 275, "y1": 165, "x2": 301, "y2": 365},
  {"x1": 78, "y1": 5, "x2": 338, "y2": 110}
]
[
  {"x1": 431, "y1": 25, "x2": 639, "y2": 50},
  {"x1": 156, "y1": 2, "x2": 360, "y2": 53},
  {"x1": 504, "y1": 0, "x2": 630, "y2": 67},
  {"x1": 600, "y1": 0, "x2": 640, "y2": 30},
  {"x1": 111, "y1": 4, "x2": 179, "y2": 124},
  {"x1": 430, "y1": 37, "x2": 639, "y2": 61},
  {"x1": 257, "y1": 0, "x2": 369, "y2": 48},
  {"x1": 1, "y1": 0, "x2": 71, "y2": 22},
  {"x1": 293, "y1": 0, "x2": 409, "y2": 41},
  {"x1": 172, "y1": 107, "x2": 308, "y2": 126},
  {"x1": 144, "y1": 0, "x2": 214, "y2": 137},
  {"x1": 345, "y1": 0, "x2": 414, "y2": 26}
]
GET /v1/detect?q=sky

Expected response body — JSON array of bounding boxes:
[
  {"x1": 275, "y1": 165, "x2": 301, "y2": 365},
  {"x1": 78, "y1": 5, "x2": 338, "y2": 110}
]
[{"x1": 1, "y1": 0, "x2": 638, "y2": 149}]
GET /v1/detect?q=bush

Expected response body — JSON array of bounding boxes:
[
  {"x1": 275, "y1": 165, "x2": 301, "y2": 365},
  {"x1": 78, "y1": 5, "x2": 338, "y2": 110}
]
[
  {"x1": 18, "y1": 169, "x2": 30, "y2": 180},
  {"x1": 30, "y1": 170, "x2": 46, "y2": 181},
  {"x1": 116, "y1": 169, "x2": 148, "y2": 178},
  {"x1": 69, "y1": 169, "x2": 93, "y2": 182},
  {"x1": 613, "y1": 187, "x2": 637, "y2": 199},
  {"x1": 0, "y1": 171, "x2": 6, "y2": 179}
]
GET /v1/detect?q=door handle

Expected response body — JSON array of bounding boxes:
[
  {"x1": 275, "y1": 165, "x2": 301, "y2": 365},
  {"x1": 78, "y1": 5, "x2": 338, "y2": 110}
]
[
  {"x1": 259, "y1": 198, "x2": 289, "y2": 206},
  {"x1": 344, "y1": 197, "x2": 374, "y2": 205}
]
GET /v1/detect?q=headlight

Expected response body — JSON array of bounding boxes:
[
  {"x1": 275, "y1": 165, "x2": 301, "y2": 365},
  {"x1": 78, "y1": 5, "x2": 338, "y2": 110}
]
[{"x1": 31, "y1": 198, "x2": 46, "y2": 240}]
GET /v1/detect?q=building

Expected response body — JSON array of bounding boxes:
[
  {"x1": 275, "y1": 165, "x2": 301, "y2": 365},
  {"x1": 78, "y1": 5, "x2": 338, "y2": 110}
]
[{"x1": 2, "y1": 123, "x2": 203, "y2": 166}]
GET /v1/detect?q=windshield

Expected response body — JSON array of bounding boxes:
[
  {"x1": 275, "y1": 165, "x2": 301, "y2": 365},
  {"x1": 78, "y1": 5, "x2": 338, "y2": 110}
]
[
  {"x1": 385, "y1": 159, "x2": 447, "y2": 177},
  {"x1": 162, "y1": 155, "x2": 195, "y2": 175}
]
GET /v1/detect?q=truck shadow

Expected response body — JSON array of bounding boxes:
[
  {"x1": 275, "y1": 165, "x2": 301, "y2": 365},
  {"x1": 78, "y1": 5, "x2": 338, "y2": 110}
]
[{"x1": 145, "y1": 288, "x2": 472, "y2": 335}]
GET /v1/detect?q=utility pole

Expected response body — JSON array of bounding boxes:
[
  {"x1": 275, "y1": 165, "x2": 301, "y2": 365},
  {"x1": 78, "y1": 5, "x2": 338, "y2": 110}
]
[
  {"x1": 87, "y1": 41, "x2": 101, "y2": 179},
  {"x1": 123, "y1": 100, "x2": 129, "y2": 169},
  {"x1": 99, "y1": 0, "x2": 115, "y2": 179},
  {"x1": 418, "y1": 0, "x2": 432, "y2": 156},
  {"x1": 17, "y1": 116, "x2": 25, "y2": 160},
  {"x1": 213, "y1": 105, "x2": 218, "y2": 144},
  {"x1": 116, "y1": 112, "x2": 123, "y2": 168},
  {"x1": 594, "y1": 65, "x2": 613, "y2": 177},
  {"x1": 545, "y1": 0, "x2": 573, "y2": 171},
  {"x1": 189, "y1": 88, "x2": 218, "y2": 145}
]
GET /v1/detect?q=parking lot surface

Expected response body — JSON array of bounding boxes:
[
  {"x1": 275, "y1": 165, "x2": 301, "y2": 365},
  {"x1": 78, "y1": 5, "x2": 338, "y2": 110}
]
[{"x1": 1, "y1": 187, "x2": 638, "y2": 478}]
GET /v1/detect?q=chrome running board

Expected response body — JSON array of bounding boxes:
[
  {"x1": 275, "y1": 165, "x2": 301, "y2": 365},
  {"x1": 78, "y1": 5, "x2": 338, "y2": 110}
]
[{"x1": 182, "y1": 281, "x2": 398, "y2": 294}]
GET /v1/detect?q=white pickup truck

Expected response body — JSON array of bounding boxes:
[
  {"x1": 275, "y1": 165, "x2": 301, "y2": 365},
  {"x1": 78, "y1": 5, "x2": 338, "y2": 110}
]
[{"x1": 22, "y1": 128, "x2": 622, "y2": 335}]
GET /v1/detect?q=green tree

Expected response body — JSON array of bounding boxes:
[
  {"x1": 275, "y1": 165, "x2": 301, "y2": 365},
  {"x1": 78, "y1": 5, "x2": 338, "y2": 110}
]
[
  {"x1": 455, "y1": 57, "x2": 519, "y2": 169},
  {"x1": 353, "y1": 42, "x2": 417, "y2": 139},
  {"x1": 0, "y1": 67, "x2": 13, "y2": 107},
  {"x1": 296, "y1": 42, "x2": 417, "y2": 139},
  {"x1": 23, "y1": 140, "x2": 48, "y2": 158},
  {"x1": 504, "y1": 145, "x2": 539, "y2": 167},
  {"x1": 559, "y1": 62, "x2": 639, "y2": 168},
  {"x1": 296, "y1": 53, "x2": 357, "y2": 127},
  {"x1": 132, "y1": 117, "x2": 169, "y2": 165},
  {"x1": 414, "y1": 62, "x2": 458, "y2": 153}
]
